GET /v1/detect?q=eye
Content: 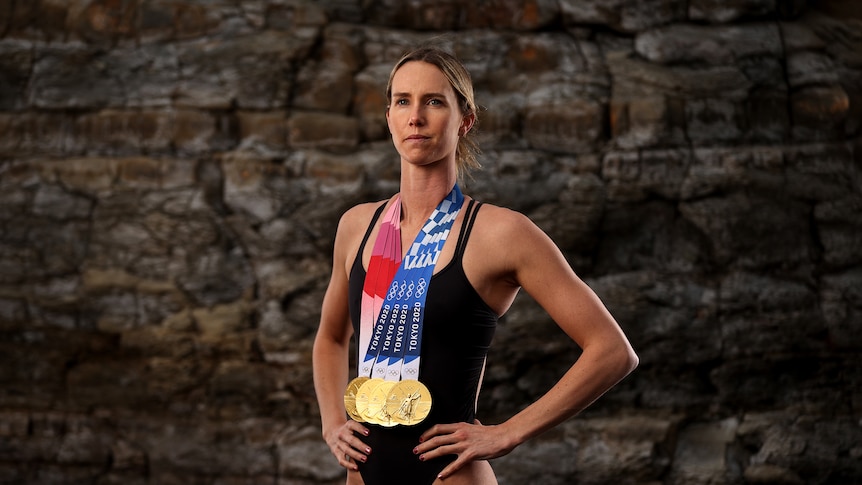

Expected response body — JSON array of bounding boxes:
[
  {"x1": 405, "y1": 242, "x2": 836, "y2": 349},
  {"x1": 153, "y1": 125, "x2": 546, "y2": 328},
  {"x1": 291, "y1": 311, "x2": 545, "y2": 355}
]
[
  {"x1": 395, "y1": 98, "x2": 409, "y2": 106},
  {"x1": 428, "y1": 98, "x2": 443, "y2": 106}
]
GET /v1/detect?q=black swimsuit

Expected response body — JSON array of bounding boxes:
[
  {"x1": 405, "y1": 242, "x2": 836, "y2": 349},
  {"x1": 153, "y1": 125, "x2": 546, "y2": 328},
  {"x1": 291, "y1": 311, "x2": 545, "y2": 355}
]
[{"x1": 348, "y1": 199, "x2": 499, "y2": 485}]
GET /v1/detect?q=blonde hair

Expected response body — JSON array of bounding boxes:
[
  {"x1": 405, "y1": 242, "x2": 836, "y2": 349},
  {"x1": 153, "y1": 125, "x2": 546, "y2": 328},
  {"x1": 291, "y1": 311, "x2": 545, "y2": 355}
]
[{"x1": 385, "y1": 46, "x2": 481, "y2": 179}]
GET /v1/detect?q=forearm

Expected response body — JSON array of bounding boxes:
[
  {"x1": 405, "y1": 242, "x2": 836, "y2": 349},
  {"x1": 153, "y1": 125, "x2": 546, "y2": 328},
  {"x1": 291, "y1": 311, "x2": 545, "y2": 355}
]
[
  {"x1": 501, "y1": 341, "x2": 637, "y2": 447},
  {"x1": 312, "y1": 335, "x2": 352, "y2": 433}
]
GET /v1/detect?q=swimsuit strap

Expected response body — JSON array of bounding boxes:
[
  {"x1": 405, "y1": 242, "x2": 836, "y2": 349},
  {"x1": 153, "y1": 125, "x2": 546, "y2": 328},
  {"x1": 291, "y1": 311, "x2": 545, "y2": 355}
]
[
  {"x1": 357, "y1": 201, "x2": 389, "y2": 257},
  {"x1": 454, "y1": 200, "x2": 482, "y2": 258}
]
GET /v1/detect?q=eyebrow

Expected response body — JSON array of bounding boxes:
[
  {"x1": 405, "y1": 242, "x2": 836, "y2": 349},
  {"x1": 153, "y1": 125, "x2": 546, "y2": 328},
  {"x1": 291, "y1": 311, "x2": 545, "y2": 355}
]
[{"x1": 391, "y1": 91, "x2": 449, "y2": 99}]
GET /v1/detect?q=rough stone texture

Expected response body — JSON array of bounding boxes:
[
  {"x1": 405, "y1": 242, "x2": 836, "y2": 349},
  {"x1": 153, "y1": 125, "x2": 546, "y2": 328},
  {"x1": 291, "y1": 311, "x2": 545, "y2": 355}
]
[{"x1": 1, "y1": 1, "x2": 861, "y2": 484}]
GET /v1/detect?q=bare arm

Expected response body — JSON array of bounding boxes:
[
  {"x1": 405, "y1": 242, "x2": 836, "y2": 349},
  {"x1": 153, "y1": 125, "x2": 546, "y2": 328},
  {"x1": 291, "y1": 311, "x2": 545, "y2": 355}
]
[
  {"x1": 312, "y1": 207, "x2": 373, "y2": 471},
  {"x1": 416, "y1": 207, "x2": 638, "y2": 477}
]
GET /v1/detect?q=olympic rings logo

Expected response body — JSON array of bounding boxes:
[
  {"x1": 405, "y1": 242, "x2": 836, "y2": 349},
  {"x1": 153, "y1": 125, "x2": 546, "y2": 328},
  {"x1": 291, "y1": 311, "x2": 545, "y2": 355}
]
[{"x1": 415, "y1": 278, "x2": 427, "y2": 297}]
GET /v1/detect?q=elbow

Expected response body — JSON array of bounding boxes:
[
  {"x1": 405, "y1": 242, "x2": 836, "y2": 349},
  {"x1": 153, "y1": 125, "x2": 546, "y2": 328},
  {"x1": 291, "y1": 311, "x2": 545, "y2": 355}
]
[
  {"x1": 624, "y1": 345, "x2": 639, "y2": 375},
  {"x1": 610, "y1": 341, "x2": 639, "y2": 381}
]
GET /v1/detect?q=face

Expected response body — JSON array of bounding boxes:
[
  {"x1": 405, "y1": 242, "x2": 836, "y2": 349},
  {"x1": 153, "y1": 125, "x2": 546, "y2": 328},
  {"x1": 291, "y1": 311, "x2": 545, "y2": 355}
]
[{"x1": 386, "y1": 61, "x2": 474, "y2": 169}]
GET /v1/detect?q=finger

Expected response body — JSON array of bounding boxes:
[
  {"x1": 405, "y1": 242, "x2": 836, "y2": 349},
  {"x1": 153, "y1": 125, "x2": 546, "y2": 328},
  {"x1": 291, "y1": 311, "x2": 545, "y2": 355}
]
[
  {"x1": 345, "y1": 420, "x2": 371, "y2": 438},
  {"x1": 436, "y1": 454, "x2": 470, "y2": 480},
  {"x1": 336, "y1": 448, "x2": 357, "y2": 471},
  {"x1": 342, "y1": 435, "x2": 372, "y2": 461},
  {"x1": 417, "y1": 439, "x2": 464, "y2": 462},
  {"x1": 418, "y1": 422, "x2": 457, "y2": 444}
]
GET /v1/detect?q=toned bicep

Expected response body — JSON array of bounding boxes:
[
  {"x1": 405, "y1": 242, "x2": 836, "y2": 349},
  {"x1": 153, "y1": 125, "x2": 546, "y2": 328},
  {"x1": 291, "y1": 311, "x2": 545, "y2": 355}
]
[
  {"x1": 510, "y1": 218, "x2": 623, "y2": 348},
  {"x1": 316, "y1": 210, "x2": 361, "y2": 346}
]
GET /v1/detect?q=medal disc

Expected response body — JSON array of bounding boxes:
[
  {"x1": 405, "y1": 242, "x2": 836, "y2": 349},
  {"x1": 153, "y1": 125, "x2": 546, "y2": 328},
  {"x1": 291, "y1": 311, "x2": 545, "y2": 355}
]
[
  {"x1": 355, "y1": 378, "x2": 383, "y2": 423},
  {"x1": 344, "y1": 376, "x2": 369, "y2": 422},
  {"x1": 366, "y1": 380, "x2": 397, "y2": 427},
  {"x1": 386, "y1": 380, "x2": 432, "y2": 426}
]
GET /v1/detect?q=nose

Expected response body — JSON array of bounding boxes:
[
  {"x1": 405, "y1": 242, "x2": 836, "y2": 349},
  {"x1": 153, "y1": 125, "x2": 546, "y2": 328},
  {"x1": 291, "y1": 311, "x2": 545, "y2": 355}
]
[{"x1": 408, "y1": 106, "x2": 424, "y2": 127}]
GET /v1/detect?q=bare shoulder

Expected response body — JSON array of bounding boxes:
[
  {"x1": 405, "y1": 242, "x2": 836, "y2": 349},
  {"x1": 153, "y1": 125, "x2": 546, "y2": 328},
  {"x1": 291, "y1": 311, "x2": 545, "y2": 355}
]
[
  {"x1": 336, "y1": 200, "x2": 387, "y2": 241},
  {"x1": 331, "y1": 200, "x2": 389, "y2": 273},
  {"x1": 471, "y1": 202, "x2": 549, "y2": 247}
]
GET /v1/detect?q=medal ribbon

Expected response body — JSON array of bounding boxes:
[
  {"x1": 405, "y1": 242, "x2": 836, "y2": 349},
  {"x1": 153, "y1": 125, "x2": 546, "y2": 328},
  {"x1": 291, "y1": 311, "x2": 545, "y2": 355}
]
[
  {"x1": 358, "y1": 196, "x2": 402, "y2": 377},
  {"x1": 361, "y1": 185, "x2": 464, "y2": 382}
]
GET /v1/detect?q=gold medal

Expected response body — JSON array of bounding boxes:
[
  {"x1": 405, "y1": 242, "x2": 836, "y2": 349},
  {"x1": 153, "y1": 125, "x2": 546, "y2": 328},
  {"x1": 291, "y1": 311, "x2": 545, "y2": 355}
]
[
  {"x1": 386, "y1": 380, "x2": 432, "y2": 426},
  {"x1": 367, "y1": 380, "x2": 398, "y2": 427},
  {"x1": 344, "y1": 376, "x2": 369, "y2": 422},
  {"x1": 355, "y1": 378, "x2": 382, "y2": 423}
]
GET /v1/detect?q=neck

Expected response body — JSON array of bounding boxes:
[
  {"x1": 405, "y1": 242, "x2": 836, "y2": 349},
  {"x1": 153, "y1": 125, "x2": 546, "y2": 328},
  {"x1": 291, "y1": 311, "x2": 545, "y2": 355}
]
[{"x1": 398, "y1": 164, "x2": 458, "y2": 227}]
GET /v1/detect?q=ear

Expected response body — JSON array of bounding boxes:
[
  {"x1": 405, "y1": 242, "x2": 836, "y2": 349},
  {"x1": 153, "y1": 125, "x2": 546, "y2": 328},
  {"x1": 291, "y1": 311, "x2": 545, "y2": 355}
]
[{"x1": 459, "y1": 112, "x2": 476, "y2": 136}]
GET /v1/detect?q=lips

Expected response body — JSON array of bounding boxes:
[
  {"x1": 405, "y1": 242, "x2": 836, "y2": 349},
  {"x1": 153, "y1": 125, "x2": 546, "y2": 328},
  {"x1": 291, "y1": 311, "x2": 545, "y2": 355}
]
[{"x1": 406, "y1": 134, "x2": 429, "y2": 141}]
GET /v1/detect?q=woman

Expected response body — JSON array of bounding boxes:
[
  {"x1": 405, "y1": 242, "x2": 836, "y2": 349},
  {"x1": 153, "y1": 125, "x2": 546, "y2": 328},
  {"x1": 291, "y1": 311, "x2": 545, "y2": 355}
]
[{"x1": 312, "y1": 46, "x2": 638, "y2": 485}]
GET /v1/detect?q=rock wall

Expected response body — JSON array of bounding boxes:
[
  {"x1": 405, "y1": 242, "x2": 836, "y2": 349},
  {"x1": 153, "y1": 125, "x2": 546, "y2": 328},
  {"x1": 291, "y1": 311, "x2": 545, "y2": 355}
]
[{"x1": 1, "y1": 1, "x2": 861, "y2": 484}]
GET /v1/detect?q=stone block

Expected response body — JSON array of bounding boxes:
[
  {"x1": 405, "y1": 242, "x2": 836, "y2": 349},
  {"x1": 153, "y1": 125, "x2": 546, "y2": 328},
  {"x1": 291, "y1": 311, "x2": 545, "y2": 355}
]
[
  {"x1": 66, "y1": 360, "x2": 151, "y2": 409},
  {"x1": 820, "y1": 268, "x2": 862, "y2": 348},
  {"x1": 363, "y1": 0, "x2": 463, "y2": 30},
  {"x1": 462, "y1": 0, "x2": 560, "y2": 30},
  {"x1": 611, "y1": 95, "x2": 687, "y2": 149},
  {"x1": 293, "y1": 62, "x2": 356, "y2": 114},
  {"x1": 780, "y1": 21, "x2": 827, "y2": 52},
  {"x1": 0, "y1": 39, "x2": 33, "y2": 110},
  {"x1": 30, "y1": 45, "x2": 125, "y2": 109},
  {"x1": 277, "y1": 425, "x2": 344, "y2": 482},
  {"x1": 292, "y1": 26, "x2": 362, "y2": 113},
  {"x1": 353, "y1": 63, "x2": 391, "y2": 141},
  {"x1": 237, "y1": 111, "x2": 288, "y2": 155},
  {"x1": 25, "y1": 220, "x2": 91, "y2": 278},
  {"x1": 685, "y1": 97, "x2": 744, "y2": 144},
  {"x1": 786, "y1": 50, "x2": 840, "y2": 88},
  {"x1": 209, "y1": 360, "x2": 275, "y2": 400},
  {"x1": 744, "y1": 88, "x2": 790, "y2": 142},
  {"x1": 635, "y1": 23, "x2": 782, "y2": 65},
  {"x1": 718, "y1": 271, "x2": 824, "y2": 357},
  {"x1": 192, "y1": 301, "x2": 252, "y2": 338},
  {"x1": 222, "y1": 156, "x2": 285, "y2": 221},
  {"x1": 138, "y1": 0, "x2": 224, "y2": 42},
  {"x1": 524, "y1": 95, "x2": 604, "y2": 154},
  {"x1": 528, "y1": 173, "x2": 604, "y2": 252},
  {"x1": 475, "y1": 93, "x2": 526, "y2": 149},
  {"x1": 174, "y1": 31, "x2": 316, "y2": 109},
  {"x1": 68, "y1": 0, "x2": 139, "y2": 45},
  {"x1": 560, "y1": 0, "x2": 686, "y2": 33},
  {"x1": 784, "y1": 142, "x2": 855, "y2": 201},
  {"x1": 607, "y1": 54, "x2": 752, "y2": 98},
  {"x1": 287, "y1": 112, "x2": 360, "y2": 153},
  {"x1": 689, "y1": 0, "x2": 776, "y2": 23},
  {"x1": 790, "y1": 84, "x2": 850, "y2": 141},
  {"x1": 603, "y1": 149, "x2": 691, "y2": 201},
  {"x1": 0, "y1": 113, "x2": 77, "y2": 158},
  {"x1": 815, "y1": 196, "x2": 862, "y2": 267},
  {"x1": 679, "y1": 193, "x2": 813, "y2": 268},
  {"x1": 682, "y1": 146, "x2": 784, "y2": 199},
  {"x1": 172, "y1": 109, "x2": 219, "y2": 154},
  {"x1": 142, "y1": 421, "x2": 277, "y2": 477},
  {"x1": 36, "y1": 158, "x2": 118, "y2": 194},
  {"x1": 57, "y1": 425, "x2": 110, "y2": 466},
  {"x1": 111, "y1": 43, "x2": 181, "y2": 108},
  {"x1": 264, "y1": 1, "x2": 328, "y2": 30},
  {"x1": 2, "y1": 0, "x2": 71, "y2": 41},
  {"x1": 32, "y1": 184, "x2": 93, "y2": 220},
  {"x1": 74, "y1": 110, "x2": 174, "y2": 155},
  {"x1": 668, "y1": 419, "x2": 740, "y2": 484}
]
